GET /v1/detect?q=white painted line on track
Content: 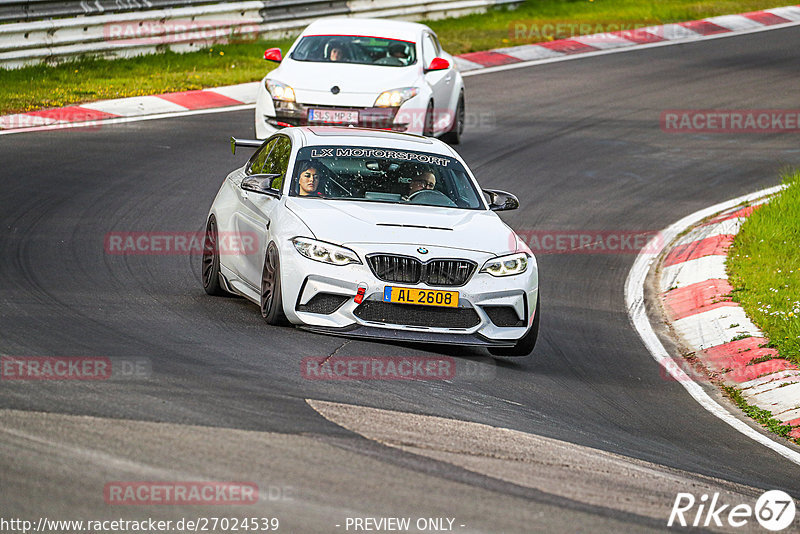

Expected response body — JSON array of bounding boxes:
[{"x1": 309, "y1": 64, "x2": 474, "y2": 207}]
[{"x1": 624, "y1": 184, "x2": 800, "y2": 466}]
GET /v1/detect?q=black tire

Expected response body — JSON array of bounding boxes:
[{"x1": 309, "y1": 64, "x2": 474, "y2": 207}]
[
  {"x1": 260, "y1": 242, "x2": 286, "y2": 325},
  {"x1": 489, "y1": 293, "x2": 540, "y2": 357},
  {"x1": 202, "y1": 216, "x2": 228, "y2": 296},
  {"x1": 441, "y1": 92, "x2": 464, "y2": 145},
  {"x1": 422, "y1": 101, "x2": 434, "y2": 137}
]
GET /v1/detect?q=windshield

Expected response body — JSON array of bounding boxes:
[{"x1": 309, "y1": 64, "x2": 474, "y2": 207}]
[
  {"x1": 289, "y1": 146, "x2": 485, "y2": 210},
  {"x1": 290, "y1": 35, "x2": 417, "y2": 67}
]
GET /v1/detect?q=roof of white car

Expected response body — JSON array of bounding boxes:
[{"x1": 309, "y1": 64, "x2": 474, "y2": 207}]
[
  {"x1": 293, "y1": 126, "x2": 455, "y2": 156},
  {"x1": 300, "y1": 17, "x2": 430, "y2": 43}
]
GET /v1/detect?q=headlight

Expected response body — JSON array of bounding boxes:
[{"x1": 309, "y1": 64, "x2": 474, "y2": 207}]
[
  {"x1": 266, "y1": 80, "x2": 296, "y2": 102},
  {"x1": 291, "y1": 237, "x2": 361, "y2": 266},
  {"x1": 374, "y1": 87, "x2": 419, "y2": 108},
  {"x1": 480, "y1": 253, "x2": 528, "y2": 277}
]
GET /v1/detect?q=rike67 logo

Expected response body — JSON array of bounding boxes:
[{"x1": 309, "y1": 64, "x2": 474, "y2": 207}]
[{"x1": 668, "y1": 490, "x2": 796, "y2": 531}]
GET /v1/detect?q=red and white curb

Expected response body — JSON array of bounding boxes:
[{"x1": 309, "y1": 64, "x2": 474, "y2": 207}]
[
  {"x1": 2, "y1": 5, "x2": 800, "y2": 134},
  {"x1": 0, "y1": 82, "x2": 259, "y2": 134},
  {"x1": 626, "y1": 185, "x2": 800, "y2": 465},
  {"x1": 659, "y1": 201, "x2": 800, "y2": 439},
  {"x1": 453, "y1": 5, "x2": 800, "y2": 72}
]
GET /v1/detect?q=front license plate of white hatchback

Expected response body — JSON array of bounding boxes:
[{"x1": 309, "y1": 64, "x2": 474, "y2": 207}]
[{"x1": 308, "y1": 109, "x2": 359, "y2": 124}]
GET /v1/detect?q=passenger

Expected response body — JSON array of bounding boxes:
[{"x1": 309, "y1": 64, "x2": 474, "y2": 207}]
[{"x1": 297, "y1": 161, "x2": 322, "y2": 196}]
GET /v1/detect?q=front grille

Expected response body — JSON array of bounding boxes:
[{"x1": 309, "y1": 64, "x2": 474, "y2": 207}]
[
  {"x1": 482, "y1": 306, "x2": 525, "y2": 327},
  {"x1": 425, "y1": 260, "x2": 476, "y2": 286},
  {"x1": 367, "y1": 254, "x2": 476, "y2": 287},
  {"x1": 354, "y1": 301, "x2": 481, "y2": 329},
  {"x1": 367, "y1": 255, "x2": 422, "y2": 284},
  {"x1": 296, "y1": 293, "x2": 349, "y2": 315}
]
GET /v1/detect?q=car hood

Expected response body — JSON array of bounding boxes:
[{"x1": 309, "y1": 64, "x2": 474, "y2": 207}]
[
  {"x1": 271, "y1": 60, "x2": 418, "y2": 95},
  {"x1": 285, "y1": 198, "x2": 516, "y2": 255}
]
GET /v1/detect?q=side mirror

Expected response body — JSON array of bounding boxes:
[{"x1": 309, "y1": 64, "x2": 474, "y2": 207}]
[
  {"x1": 425, "y1": 57, "x2": 450, "y2": 72},
  {"x1": 483, "y1": 189, "x2": 519, "y2": 211},
  {"x1": 264, "y1": 48, "x2": 283, "y2": 63},
  {"x1": 242, "y1": 174, "x2": 282, "y2": 197}
]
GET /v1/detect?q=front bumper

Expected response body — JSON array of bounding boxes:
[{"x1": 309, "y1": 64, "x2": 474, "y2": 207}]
[
  {"x1": 255, "y1": 82, "x2": 429, "y2": 137},
  {"x1": 271, "y1": 102, "x2": 405, "y2": 130},
  {"x1": 280, "y1": 243, "x2": 539, "y2": 345},
  {"x1": 300, "y1": 324, "x2": 517, "y2": 347}
]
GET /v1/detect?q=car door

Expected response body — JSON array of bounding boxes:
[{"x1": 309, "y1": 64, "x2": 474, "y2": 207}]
[
  {"x1": 232, "y1": 135, "x2": 291, "y2": 289},
  {"x1": 421, "y1": 32, "x2": 453, "y2": 134}
]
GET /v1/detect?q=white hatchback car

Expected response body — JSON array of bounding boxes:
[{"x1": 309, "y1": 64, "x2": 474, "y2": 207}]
[
  {"x1": 254, "y1": 18, "x2": 466, "y2": 144},
  {"x1": 203, "y1": 127, "x2": 539, "y2": 356}
]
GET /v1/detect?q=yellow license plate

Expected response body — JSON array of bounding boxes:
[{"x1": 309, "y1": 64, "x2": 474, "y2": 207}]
[{"x1": 383, "y1": 286, "x2": 459, "y2": 308}]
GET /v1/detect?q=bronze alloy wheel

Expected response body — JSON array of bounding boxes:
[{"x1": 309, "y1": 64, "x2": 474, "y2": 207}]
[
  {"x1": 202, "y1": 217, "x2": 226, "y2": 296},
  {"x1": 260, "y1": 242, "x2": 286, "y2": 324}
]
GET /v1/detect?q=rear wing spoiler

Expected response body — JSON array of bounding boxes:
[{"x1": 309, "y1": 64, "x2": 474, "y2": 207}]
[{"x1": 230, "y1": 137, "x2": 263, "y2": 155}]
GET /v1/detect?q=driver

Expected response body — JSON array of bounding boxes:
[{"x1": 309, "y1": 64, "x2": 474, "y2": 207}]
[
  {"x1": 327, "y1": 40, "x2": 348, "y2": 62},
  {"x1": 407, "y1": 171, "x2": 436, "y2": 196}
]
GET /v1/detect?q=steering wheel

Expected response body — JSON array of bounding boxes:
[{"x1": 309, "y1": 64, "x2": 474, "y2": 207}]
[{"x1": 407, "y1": 189, "x2": 457, "y2": 207}]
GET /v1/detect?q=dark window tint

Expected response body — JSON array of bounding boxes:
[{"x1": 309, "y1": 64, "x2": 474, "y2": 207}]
[
  {"x1": 291, "y1": 35, "x2": 417, "y2": 67},
  {"x1": 263, "y1": 136, "x2": 292, "y2": 190},
  {"x1": 248, "y1": 138, "x2": 277, "y2": 175}
]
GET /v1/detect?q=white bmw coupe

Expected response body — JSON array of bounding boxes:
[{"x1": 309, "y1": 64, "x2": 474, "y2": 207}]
[
  {"x1": 254, "y1": 18, "x2": 466, "y2": 144},
  {"x1": 203, "y1": 127, "x2": 539, "y2": 356}
]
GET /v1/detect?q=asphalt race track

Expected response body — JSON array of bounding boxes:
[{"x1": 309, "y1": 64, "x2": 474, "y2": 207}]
[{"x1": 2, "y1": 26, "x2": 800, "y2": 532}]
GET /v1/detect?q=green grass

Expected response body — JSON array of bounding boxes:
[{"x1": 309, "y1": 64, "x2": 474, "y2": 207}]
[
  {"x1": 0, "y1": 0, "x2": 791, "y2": 114},
  {"x1": 727, "y1": 171, "x2": 800, "y2": 367},
  {"x1": 723, "y1": 385, "x2": 795, "y2": 440}
]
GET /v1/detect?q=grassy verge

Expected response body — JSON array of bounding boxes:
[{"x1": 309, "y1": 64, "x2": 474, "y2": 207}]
[
  {"x1": 727, "y1": 171, "x2": 800, "y2": 367},
  {"x1": 0, "y1": 0, "x2": 791, "y2": 114}
]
